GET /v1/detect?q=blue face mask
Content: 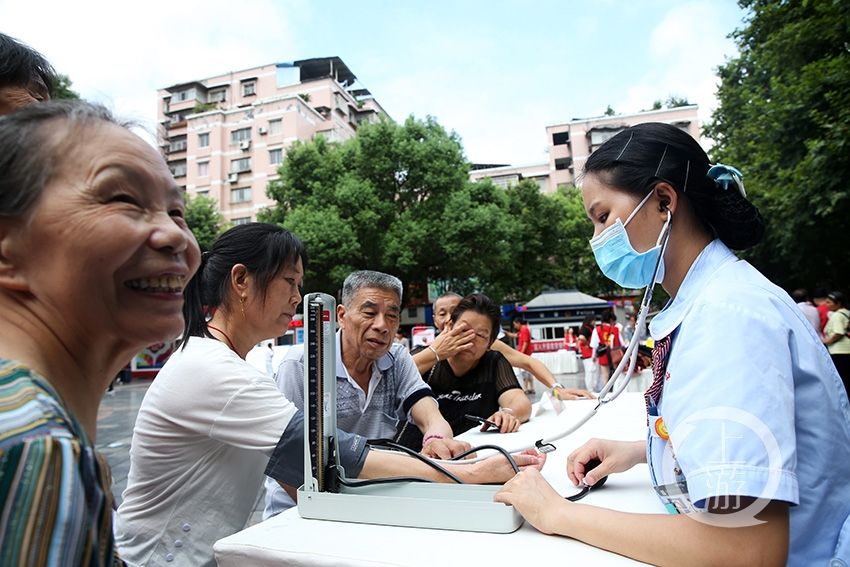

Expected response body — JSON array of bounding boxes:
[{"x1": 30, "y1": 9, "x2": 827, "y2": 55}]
[{"x1": 589, "y1": 191, "x2": 671, "y2": 289}]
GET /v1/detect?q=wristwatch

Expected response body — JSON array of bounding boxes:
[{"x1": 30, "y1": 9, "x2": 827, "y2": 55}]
[{"x1": 550, "y1": 382, "x2": 565, "y2": 400}]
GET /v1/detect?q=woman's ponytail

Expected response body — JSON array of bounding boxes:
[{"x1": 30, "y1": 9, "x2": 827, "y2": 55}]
[
  {"x1": 180, "y1": 251, "x2": 210, "y2": 349},
  {"x1": 689, "y1": 164, "x2": 765, "y2": 250}
]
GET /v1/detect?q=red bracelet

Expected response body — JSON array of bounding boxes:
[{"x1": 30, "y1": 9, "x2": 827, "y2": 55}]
[{"x1": 422, "y1": 434, "x2": 444, "y2": 446}]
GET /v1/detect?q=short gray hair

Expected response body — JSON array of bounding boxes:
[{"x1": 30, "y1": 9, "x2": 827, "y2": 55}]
[
  {"x1": 341, "y1": 270, "x2": 403, "y2": 307},
  {"x1": 0, "y1": 100, "x2": 123, "y2": 218}
]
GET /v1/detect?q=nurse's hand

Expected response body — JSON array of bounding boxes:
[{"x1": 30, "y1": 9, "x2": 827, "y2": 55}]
[
  {"x1": 494, "y1": 468, "x2": 566, "y2": 534},
  {"x1": 567, "y1": 439, "x2": 646, "y2": 487}
]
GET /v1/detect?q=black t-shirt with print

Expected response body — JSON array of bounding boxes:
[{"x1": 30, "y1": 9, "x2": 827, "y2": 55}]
[{"x1": 396, "y1": 349, "x2": 522, "y2": 450}]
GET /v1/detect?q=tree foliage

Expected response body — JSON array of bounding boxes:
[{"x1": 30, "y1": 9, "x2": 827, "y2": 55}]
[
  {"x1": 705, "y1": 0, "x2": 850, "y2": 291},
  {"x1": 52, "y1": 74, "x2": 79, "y2": 100},
  {"x1": 185, "y1": 194, "x2": 227, "y2": 251},
  {"x1": 260, "y1": 116, "x2": 604, "y2": 303}
]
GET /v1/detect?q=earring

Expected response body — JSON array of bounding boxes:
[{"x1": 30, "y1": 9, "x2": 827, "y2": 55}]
[{"x1": 240, "y1": 296, "x2": 246, "y2": 319}]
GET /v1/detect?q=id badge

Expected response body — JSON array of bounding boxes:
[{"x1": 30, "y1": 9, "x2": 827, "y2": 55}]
[{"x1": 653, "y1": 480, "x2": 697, "y2": 515}]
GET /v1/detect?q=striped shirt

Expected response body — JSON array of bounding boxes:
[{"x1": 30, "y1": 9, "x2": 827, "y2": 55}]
[{"x1": 0, "y1": 359, "x2": 122, "y2": 566}]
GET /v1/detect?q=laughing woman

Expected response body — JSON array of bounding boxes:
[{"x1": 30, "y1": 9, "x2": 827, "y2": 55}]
[{"x1": 0, "y1": 101, "x2": 201, "y2": 565}]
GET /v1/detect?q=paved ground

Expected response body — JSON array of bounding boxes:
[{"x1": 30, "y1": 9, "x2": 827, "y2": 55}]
[{"x1": 95, "y1": 370, "x2": 587, "y2": 527}]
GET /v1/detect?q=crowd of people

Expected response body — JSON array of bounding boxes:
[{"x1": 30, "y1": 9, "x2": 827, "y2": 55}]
[{"x1": 1, "y1": 32, "x2": 849, "y2": 566}]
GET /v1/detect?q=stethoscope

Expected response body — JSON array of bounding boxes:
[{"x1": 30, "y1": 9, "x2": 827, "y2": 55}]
[{"x1": 420, "y1": 210, "x2": 673, "y2": 464}]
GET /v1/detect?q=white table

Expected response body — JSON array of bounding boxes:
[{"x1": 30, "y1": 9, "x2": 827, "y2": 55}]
[
  {"x1": 531, "y1": 349, "x2": 580, "y2": 374},
  {"x1": 214, "y1": 393, "x2": 662, "y2": 566}
]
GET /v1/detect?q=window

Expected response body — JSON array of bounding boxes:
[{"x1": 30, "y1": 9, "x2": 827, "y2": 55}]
[
  {"x1": 268, "y1": 118, "x2": 282, "y2": 135},
  {"x1": 232, "y1": 216, "x2": 252, "y2": 225},
  {"x1": 552, "y1": 131, "x2": 570, "y2": 146},
  {"x1": 230, "y1": 128, "x2": 251, "y2": 144},
  {"x1": 241, "y1": 81, "x2": 256, "y2": 96},
  {"x1": 209, "y1": 88, "x2": 226, "y2": 103},
  {"x1": 169, "y1": 160, "x2": 187, "y2": 178},
  {"x1": 269, "y1": 148, "x2": 283, "y2": 166},
  {"x1": 198, "y1": 132, "x2": 210, "y2": 148},
  {"x1": 589, "y1": 128, "x2": 622, "y2": 147},
  {"x1": 197, "y1": 160, "x2": 209, "y2": 177},
  {"x1": 167, "y1": 112, "x2": 188, "y2": 125},
  {"x1": 168, "y1": 136, "x2": 187, "y2": 153},
  {"x1": 197, "y1": 190, "x2": 209, "y2": 197},
  {"x1": 230, "y1": 158, "x2": 251, "y2": 173},
  {"x1": 555, "y1": 157, "x2": 573, "y2": 171},
  {"x1": 230, "y1": 187, "x2": 252, "y2": 203}
]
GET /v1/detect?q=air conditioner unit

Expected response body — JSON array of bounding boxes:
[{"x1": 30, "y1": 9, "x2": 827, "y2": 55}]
[
  {"x1": 240, "y1": 140, "x2": 251, "y2": 150},
  {"x1": 258, "y1": 127, "x2": 268, "y2": 135},
  {"x1": 228, "y1": 172, "x2": 239, "y2": 183}
]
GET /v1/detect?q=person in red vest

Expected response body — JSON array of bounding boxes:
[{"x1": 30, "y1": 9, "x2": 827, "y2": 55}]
[{"x1": 513, "y1": 316, "x2": 534, "y2": 394}]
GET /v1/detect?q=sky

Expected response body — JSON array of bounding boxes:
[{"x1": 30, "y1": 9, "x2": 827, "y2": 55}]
[{"x1": 1, "y1": 0, "x2": 746, "y2": 165}]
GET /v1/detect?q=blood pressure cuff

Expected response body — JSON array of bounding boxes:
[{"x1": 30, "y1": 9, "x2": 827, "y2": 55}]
[{"x1": 264, "y1": 409, "x2": 370, "y2": 486}]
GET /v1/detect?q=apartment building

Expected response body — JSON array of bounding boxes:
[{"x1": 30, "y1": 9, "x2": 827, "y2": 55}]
[
  {"x1": 546, "y1": 105, "x2": 700, "y2": 191},
  {"x1": 469, "y1": 162, "x2": 552, "y2": 192},
  {"x1": 158, "y1": 57, "x2": 386, "y2": 223},
  {"x1": 470, "y1": 105, "x2": 700, "y2": 194}
]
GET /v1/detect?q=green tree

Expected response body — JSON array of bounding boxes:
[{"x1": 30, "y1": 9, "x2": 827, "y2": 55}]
[
  {"x1": 261, "y1": 116, "x2": 476, "y2": 299},
  {"x1": 604, "y1": 105, "x2": 616, "y2": 116},
  {"x1": 261, "y1": 116, "x2": 616, "y2": 304},
  {"x1": 548, "y1": 185, "x2": 611, "y2": 295},
  {"x1": 705, "y1": 0, "x2": 850, "y2": 291},
  {"x1": 185, "y1": 194, "x2": 226, "y2": 251},
  {"x1": 664, "y1": 95, "x2": 690, "y2": 108},
  {"x1": 52, "y1": 74, "x2": 79, "y2": 100}
]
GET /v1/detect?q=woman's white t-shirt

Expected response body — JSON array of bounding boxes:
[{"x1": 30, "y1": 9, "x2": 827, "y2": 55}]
[{"x1": 115, "y1": 337, "x2": 298, "y2": 566}]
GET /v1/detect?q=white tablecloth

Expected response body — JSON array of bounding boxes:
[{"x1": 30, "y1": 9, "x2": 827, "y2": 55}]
[
  {"x1": 214, "y1": 393, "x2": 661, "y2": 566},
  {"x1": 531, "y1": 349, "x2": 580, "y2": 374}
]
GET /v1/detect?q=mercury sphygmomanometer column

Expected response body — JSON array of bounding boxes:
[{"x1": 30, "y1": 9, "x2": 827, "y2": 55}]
[{"x1": 296, "y1": 292, "x2": 523, "y2": 533}]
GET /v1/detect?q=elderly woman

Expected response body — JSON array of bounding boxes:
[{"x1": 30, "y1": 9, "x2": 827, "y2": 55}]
[
  {"x1": 115, "y1": 223, "x2": 544, "y2": 566},
  {"x1": 0, "y1": 101, "x2": 201, "y2": 564},
  {"x1": 414, "y1": 292, "x2": 593, "y2": 401},
  {"x1": 399, "y1": 294, "x2": 533, "y2": 451}
]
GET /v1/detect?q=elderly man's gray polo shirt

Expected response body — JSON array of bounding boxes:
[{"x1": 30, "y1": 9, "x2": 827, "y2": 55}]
[{"x1": 277, "y1": 330, "x2": 434, "y2": 439}]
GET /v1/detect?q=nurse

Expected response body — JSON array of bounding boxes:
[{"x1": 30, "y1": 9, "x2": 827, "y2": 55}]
[{"x1": 495, "y1": 123, "x2": 850, "y2": 565}]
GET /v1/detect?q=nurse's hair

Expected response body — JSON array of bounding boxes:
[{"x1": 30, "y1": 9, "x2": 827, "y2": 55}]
[{"x1": 583, "y1": 122, "x2": 764, "y2": 250}]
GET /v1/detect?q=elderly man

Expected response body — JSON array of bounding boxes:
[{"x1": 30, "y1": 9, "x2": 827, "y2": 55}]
[
  {"x1": 264, "y1": 270, "x2": 469, "y2": 518},
  {"x1": 0, "y1": 33, "x2": 55, "y2": 115}
]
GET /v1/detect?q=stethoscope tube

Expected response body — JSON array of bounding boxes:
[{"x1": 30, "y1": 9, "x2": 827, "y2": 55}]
[{"x1": 405, "y1": 212, "x2": 673, "y2": 465}]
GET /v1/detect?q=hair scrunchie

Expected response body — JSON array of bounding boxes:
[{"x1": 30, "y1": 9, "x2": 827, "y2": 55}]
[{"x1": 707, "y1": 164, "x2": 746, "y2": 198}]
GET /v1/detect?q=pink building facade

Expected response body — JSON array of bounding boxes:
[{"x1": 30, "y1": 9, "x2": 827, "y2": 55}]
[
  {"x1": 469, "y1": 105, "x2": 700, "y2": 194},
  {"x1": 469, "y1": 162, "x2": 552, "y2": 192},
  {"x1": 158, "y1": 58, "x2": 386, "y2": 223},
  {"x1": 546, "y1": 105, "x2": 700, "y2": 191}
]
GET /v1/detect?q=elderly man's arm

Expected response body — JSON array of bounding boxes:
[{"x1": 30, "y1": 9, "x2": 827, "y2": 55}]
[
  {"x1": 266, "y1": 412, "x2": 546, "y2": 493},
  {"x1": 409, "y1": 397, "x2": 471, "y2": 459}
]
